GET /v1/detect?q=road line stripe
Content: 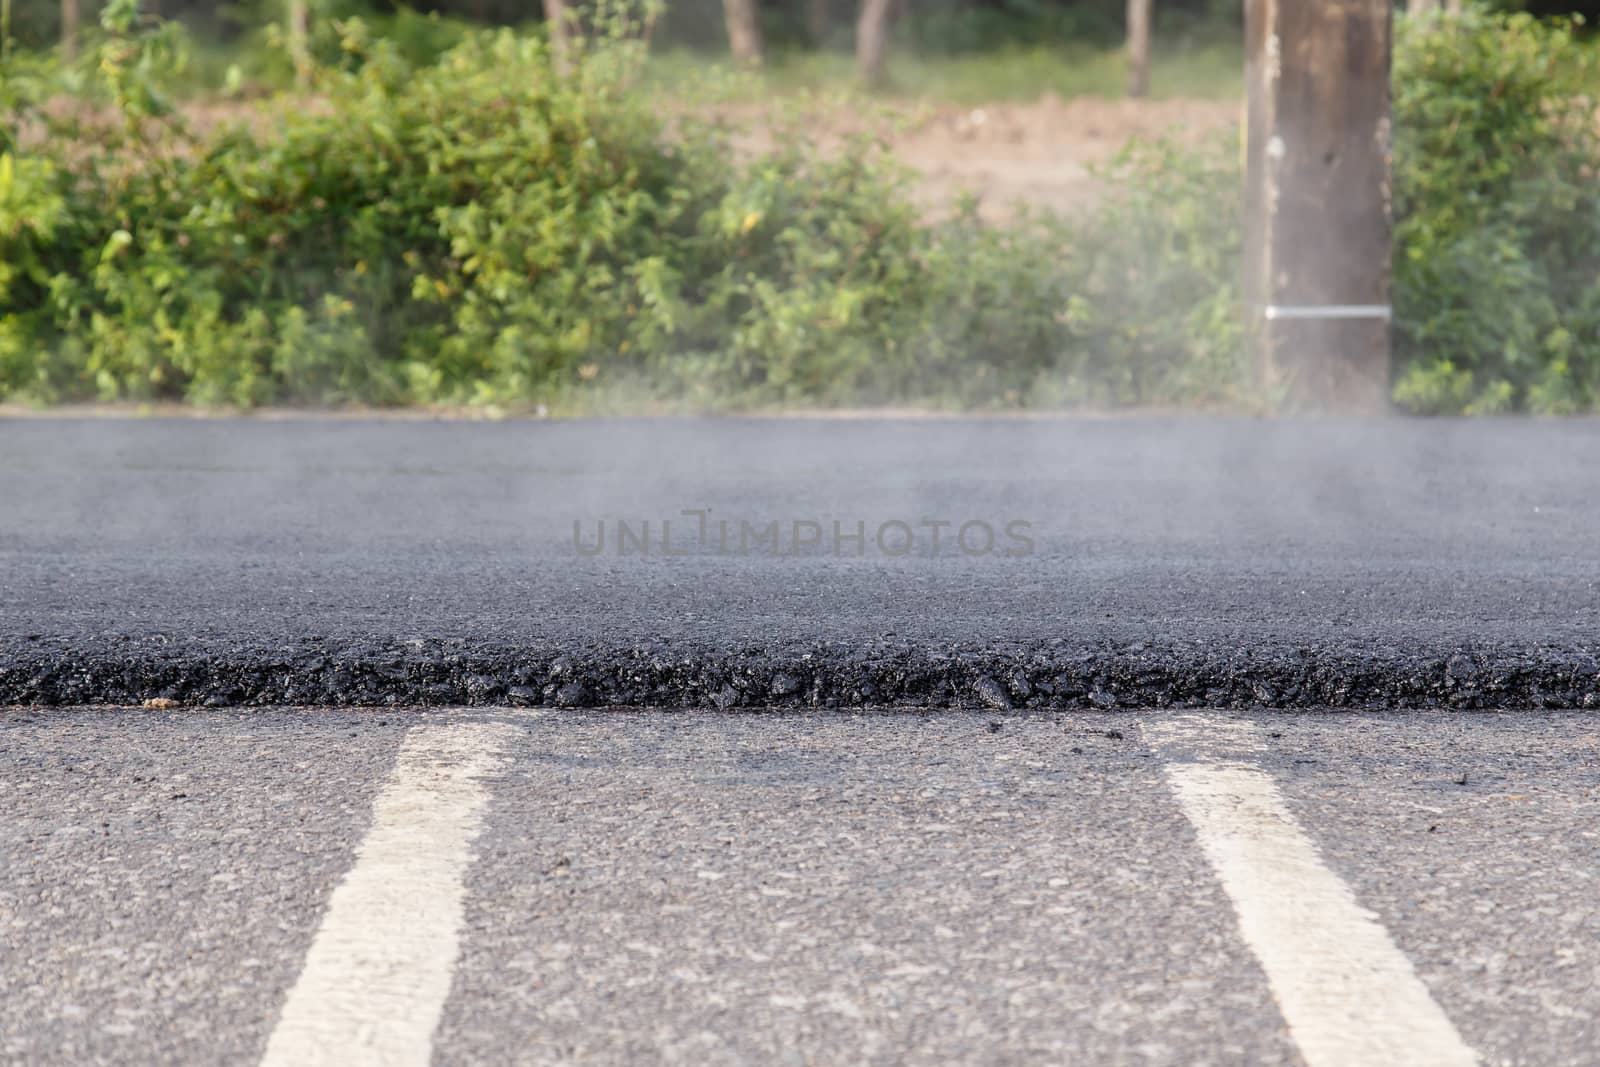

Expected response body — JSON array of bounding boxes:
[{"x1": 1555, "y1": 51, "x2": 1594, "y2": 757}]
[
  {"x1": 1146, "y1": 715, "x2": 1479, "y2": 1067},
  {"x1": 261, "y1": 721, "x2": 518, "y2": 1067}
]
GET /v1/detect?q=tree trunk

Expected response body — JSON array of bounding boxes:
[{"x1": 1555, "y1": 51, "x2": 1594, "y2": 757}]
[
  {"x1": 288, "y1": 0, "x2": 312, "y2": 90},
  {"x1": 61, "y1": 0, "x2": 79, "y2": 62},
  {"x1": 543, "y1": 0, "x2": 571, "y2": 75},
  {"x1": 806, "y1": 0, "x2": 829, "y2": 48},
  {"x1": 1125, "y1": 0, "x2": 1151, "y2": 98},
  {"x1": 723, "y1": 0, "x2": 764, "y2": 68},
  {"x1": 856, "y1": 0, "x2": 892, "y2": 86}
]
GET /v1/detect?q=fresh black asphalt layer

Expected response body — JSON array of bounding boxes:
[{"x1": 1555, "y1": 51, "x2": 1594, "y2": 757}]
[{"x1": 1, "y1": 415, "x2": 1597, "y2": 708}]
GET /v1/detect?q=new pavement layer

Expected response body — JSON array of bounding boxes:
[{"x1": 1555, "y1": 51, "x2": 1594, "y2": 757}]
[
  {"x1": 3, "y1": 709, "x2": 1598, "y2": 1066},
  {"x1": 1, "y1": 416, "x2": 1597, "y2": 707}
]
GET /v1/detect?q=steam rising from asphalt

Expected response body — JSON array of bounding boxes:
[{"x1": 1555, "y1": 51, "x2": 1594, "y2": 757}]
[
  {"x1": 3, "y1": 410, "x2": 1554, "y2": 575},
  {"x1": 6, "y1": 412, "x2": 1598, "y2": 709}
]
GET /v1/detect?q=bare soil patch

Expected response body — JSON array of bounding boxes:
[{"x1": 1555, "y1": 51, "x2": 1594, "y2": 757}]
[
  {"x1": 30, "y1": 92, "x2": 1238, "y2": 220},
  {"x1": 707, "y1": 94, "x2": 1240, "y2": 219}
]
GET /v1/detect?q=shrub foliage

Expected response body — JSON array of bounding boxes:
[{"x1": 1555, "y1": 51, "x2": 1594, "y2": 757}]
[
  {"x1": 0, "y1": 0, "x2": 1250, "y2": 409},
  {"x1": 1, "y1": 4, "x2": 1596, "y2": 413},
  {"x1": 1391, "y1": 10, "x2": 1600, "y2": 415}
]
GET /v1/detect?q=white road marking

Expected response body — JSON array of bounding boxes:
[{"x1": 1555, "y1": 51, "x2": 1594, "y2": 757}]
[
  {"x1": 261, "y1": 721, "x2": 518, "y2": 1067},
  {"x1": 1146, "y1": 715, "x2": 1479, "y2": 1067}
]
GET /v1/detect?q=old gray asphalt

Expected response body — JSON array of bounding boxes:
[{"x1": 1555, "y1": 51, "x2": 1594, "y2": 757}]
[
  {"x1": 2, "y1": 415, "x2": 1599, "y2": 707},
  {"x1": 3, "y1": 708, "x2": 1598, "y2": 1066}
]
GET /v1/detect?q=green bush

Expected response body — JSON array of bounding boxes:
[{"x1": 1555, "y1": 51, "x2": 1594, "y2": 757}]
[
  {"x1": 1, "y1": 0, "x2": 1252, "y2": 410},
  {"x1": 6, "y1": 3, "x2": 1596, "y2": 414},
  {"x1": 1058, "y1": 136, "x2": 1246, "y2": 407},
  {"x1": 1392, "y1": 9, "x2": 1600, "y2": 414},
  {"x1": 4, "y1": 4, "x2": 702, "y2": 405}
]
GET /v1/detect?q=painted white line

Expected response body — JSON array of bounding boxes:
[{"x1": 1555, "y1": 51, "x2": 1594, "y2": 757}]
[
  {"x1": 1146, "y1": 715, "x2": 1479, "y2": 1067},
  {"x1": 261, "y1": 722, "x2": 518, "y2": 1067}
]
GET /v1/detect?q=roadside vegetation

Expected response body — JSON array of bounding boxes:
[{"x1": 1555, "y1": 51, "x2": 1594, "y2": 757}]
[{"x1": 1, "y1": 2, "x2": 1597, "y2": 413}]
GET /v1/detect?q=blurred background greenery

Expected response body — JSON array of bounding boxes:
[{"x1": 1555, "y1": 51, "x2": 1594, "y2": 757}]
[
  {"x1": 2, "y1": 0, "x2": 1596, "y2": 98},
  {"x1": 2, "y1": 3, "x2": 1599, "y2": 414}
]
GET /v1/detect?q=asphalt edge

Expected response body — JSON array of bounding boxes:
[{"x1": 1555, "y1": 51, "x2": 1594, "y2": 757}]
[{"x1": 4, "y1": 638, "x2": 1598, "y2": 710}]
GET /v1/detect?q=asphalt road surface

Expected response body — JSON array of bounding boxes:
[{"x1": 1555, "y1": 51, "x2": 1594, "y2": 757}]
[
  {"x1": 5, "y1": 416, "x2": 1600, "y2": 1064},
  {"x1": 2, "y1": 415, "x2": 1599, "y2": 708},
  {"x1": 4, "y1": 708, "x2": 1598, "y2": 1066}
]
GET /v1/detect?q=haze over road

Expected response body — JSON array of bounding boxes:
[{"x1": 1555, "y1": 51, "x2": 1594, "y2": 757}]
[{"x1": 2, "y1": 415, "x2": 1597, "y2": 708}]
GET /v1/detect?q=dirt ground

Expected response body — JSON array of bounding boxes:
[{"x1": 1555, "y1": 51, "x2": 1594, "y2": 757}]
[
  {"x1": 210, "y1": 91, "x2": 1241, "y2": 218},
  {"x1": 33, "y1": 92, "x2": 1240, "y2": 221},
  {"x1": 710, "y1": 94, "x2": 1241, "y2": 219}
]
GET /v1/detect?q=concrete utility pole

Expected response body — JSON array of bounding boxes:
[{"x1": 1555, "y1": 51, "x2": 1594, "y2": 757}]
[
  {"x1": 1126, "y1": 0, "x2": 1151, "y2": 98},
  {"x1": 1244, "y1": 0, "x2": 1392, "y2": 412}
]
